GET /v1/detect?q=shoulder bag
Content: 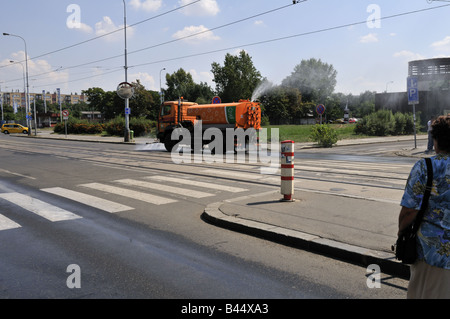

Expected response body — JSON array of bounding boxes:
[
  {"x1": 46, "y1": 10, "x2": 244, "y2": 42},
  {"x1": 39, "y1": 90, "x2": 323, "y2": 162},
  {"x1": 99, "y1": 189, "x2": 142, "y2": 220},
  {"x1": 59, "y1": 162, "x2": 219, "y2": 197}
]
[{"x1": 393, "y1": 157, "x2": 433, "y2": 264}]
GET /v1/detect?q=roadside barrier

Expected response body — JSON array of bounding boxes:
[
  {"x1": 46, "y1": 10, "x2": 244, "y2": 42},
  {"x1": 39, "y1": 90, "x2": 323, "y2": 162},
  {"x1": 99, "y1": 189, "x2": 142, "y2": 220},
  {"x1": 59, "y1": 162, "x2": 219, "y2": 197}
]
[{"x1": 280, "y1": 140, "x2": 294, "y2": 201}]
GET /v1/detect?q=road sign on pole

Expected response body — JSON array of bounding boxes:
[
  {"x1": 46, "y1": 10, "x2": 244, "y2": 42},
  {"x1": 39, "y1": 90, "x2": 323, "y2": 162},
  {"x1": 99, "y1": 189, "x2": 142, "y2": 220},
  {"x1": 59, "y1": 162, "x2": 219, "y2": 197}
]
[
  {"x1": 407, "y1": 76, "x2": 418, "y2": 148},
  {"x1": 407, "y1": 76, "x2": 419, "y2": 105}
]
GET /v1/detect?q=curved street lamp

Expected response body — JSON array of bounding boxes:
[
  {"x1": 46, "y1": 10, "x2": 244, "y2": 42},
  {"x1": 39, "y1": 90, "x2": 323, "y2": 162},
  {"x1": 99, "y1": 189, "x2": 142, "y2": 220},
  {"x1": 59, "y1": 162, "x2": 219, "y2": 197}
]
[
  {"x1": 3, "y1": 32, "x2": 31, "y2": 135},
  {"x1": 122, "y1": 0, "x2": 130, "y2": 142}
]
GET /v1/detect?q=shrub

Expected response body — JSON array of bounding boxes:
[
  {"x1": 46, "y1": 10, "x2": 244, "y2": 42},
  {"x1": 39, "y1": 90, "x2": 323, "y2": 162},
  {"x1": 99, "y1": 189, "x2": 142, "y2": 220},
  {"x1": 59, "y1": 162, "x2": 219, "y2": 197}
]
[
  {"x1": 393, "y1": 112, "x2": 407, "y2": 135},
  {"x1": 355, "y1": 110, "x2": 420, "y2": 136},
  {"x1": 104, "y1": 117, "x2": 124, "y2": 136},
  {"x1": 104, "y1": 117, "x2": 155, "y2": 136},
  {"x1": 53, "y1": 119, "x2": 102, "y2": 135},
  {"x1": 310, "y1": 124, "x2": 339, "y2": 148}
]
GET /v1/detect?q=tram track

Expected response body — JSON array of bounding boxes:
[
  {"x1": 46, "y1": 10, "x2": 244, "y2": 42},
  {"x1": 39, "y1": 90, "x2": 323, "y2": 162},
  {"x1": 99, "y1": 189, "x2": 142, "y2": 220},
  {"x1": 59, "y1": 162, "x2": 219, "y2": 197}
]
[{"x1": 0, "y1": 137, "x2": 412, "y2": 202}]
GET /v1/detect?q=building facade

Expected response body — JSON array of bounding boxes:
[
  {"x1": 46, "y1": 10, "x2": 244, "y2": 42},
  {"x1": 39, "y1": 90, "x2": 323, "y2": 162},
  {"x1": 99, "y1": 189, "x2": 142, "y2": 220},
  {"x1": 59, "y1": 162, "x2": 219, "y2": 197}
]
[
  {"x1": 375, "y1": 57, "x2": 450, "y2": 128},
  {"x1": 1, "y1": 91, "x2": 86, "y2": 109}
]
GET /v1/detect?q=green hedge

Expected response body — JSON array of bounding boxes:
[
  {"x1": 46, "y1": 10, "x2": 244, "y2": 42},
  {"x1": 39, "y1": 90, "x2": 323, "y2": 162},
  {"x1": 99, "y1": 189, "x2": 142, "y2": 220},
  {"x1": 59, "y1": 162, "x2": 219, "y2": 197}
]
[
  {"x1": 54, "y1": 119, "x2": 104, "y2": 134},
  {"x1": 104, "y1": 117, "x2": 156, "y2": 136},
  {"x1": 54, "y1": 117, "x2": 156, "y2": 137},
  {"x1": 355, "y1": 110, "x2": 419, "y2": 136}
]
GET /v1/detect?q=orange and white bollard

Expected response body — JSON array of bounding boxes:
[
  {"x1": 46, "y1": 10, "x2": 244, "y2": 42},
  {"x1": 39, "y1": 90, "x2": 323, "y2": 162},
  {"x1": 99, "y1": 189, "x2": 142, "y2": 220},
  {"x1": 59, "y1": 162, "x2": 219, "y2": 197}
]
[{"x1": 280, "y1": 140, "x2": 294, "y2": 201}]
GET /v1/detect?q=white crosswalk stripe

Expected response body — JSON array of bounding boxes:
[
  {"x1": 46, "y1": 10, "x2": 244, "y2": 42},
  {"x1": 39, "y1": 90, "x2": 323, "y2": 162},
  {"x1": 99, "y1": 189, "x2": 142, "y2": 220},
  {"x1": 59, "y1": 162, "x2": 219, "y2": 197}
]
[
  {"x1": 0, "y1": 193, "x2": 81, "y2": 222},
  {"x1": 115, "y1": 179, "x2": 214, "y2": 198},
  {"x1": 146, "y1": 176, "x2": 248, "y2": 193},
  {"x1": 0, "y1": 174, "x2": 251, "y2": 232},
  {"x1": 79, "y1": 182, "x2": 178, "y2": 205},
  {"x1": 0, "y1": 214, "x2": 21, "y2": 231},
  {"x1": 41, "y1": 187, "x2": 134, "y2": 213}
]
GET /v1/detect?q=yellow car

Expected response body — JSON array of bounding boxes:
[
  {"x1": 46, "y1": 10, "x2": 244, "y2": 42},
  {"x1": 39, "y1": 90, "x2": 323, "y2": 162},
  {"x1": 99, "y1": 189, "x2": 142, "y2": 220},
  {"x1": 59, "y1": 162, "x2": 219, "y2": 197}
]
[{"x1": 1, "y1": 123, "x2": 29, "y2": 134}]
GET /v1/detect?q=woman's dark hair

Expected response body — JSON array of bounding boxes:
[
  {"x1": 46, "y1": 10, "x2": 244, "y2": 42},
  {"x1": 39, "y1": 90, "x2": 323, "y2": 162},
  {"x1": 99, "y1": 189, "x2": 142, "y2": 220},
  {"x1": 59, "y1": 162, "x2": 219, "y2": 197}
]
[{"x1": 431, "y1": 115, "x2": 450, "y2": 153}]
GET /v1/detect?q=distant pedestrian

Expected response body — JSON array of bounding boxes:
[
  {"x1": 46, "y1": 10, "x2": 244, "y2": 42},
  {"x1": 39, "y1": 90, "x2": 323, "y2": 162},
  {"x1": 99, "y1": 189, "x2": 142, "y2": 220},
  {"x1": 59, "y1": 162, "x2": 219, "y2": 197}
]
[
  {"x1": 426, "y1": 116, "x2": 435, "y2": 153},
  {"x1": 398, "y1": 115, "x2": 450, "y2": 298}
]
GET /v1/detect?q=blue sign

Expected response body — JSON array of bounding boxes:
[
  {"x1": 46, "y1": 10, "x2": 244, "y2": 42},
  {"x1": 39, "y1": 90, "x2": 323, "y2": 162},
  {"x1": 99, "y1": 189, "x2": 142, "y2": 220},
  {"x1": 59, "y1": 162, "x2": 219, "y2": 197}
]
[
  {"x1": 316, "y1": 104, "x2": 325, "y2": 115},
  {"x1": 212, "y1": 96, "x2": 221, "y2": 104},
  {"x1": 125, "y1": 107, "x2": 130, "y2": 115},
  {"x1": 407, "y1": 76, "x2": 419, "y2": 104}
]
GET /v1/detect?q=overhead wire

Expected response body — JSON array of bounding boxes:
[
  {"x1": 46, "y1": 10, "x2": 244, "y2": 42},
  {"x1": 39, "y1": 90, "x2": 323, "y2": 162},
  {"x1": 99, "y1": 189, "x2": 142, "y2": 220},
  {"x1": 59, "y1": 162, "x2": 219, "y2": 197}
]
[
  {"x1": 3, "y1": 2, "x2": 450, "y2": 89},
  {"x1": 48, "y1": 3, "x2": 450, "y2": 88},
  {"x1": 1, "y1": 1, "x2": 300, "y2": 89}
]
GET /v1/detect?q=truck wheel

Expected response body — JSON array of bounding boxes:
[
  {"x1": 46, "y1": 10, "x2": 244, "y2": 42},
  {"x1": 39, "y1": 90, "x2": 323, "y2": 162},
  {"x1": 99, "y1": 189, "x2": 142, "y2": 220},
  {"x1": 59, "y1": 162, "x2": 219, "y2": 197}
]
[{"x1": 164, "y1": 133, "x2": 179, "y2": 152}]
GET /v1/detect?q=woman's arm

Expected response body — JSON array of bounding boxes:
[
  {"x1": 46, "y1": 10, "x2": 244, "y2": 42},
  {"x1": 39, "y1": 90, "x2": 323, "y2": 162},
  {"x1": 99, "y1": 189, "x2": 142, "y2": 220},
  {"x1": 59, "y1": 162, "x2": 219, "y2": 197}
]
[{"x1": 398, "y1": 206, "x2": 419, "y2": 235}]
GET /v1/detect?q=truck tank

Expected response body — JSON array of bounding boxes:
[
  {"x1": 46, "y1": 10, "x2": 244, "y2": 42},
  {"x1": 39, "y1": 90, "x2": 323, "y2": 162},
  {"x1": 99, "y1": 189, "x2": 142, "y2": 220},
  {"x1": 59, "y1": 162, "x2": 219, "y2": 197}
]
[{"x1": 186, "y1": 100, "x2": 261, "y2": 130}]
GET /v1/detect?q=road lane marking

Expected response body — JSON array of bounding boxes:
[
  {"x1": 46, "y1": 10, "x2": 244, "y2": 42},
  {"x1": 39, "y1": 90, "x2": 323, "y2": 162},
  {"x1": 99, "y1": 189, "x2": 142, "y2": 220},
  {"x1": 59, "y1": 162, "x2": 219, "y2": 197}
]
[
  {"x1": 0, "y1": 169, "x2": 36, "y2": 180},
  {"x1": 41, "y1": 187, "x2": 134, "y2": 213},
  {"x1": 147, "y1": 176, "x2": 248, "y2": 193},
  {"x1": 79, "y1": 183, "x2": 177, "y2": 205},
  {"x1": 115, "y1": 179, "x2": 214, "y2": 198},
  {"x1": 0, "y1": 193, "x2": 81, "y2": 222},
  {"x1": 0, "y1": 214, "x2": 21, "y2": 231}
]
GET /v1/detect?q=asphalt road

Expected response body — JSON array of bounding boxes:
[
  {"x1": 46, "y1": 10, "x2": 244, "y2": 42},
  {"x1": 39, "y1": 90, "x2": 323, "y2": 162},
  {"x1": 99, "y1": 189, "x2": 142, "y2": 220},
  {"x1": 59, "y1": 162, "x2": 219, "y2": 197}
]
[{"x1": 0, "y1": 134, "x2": 410, "y2": 301}]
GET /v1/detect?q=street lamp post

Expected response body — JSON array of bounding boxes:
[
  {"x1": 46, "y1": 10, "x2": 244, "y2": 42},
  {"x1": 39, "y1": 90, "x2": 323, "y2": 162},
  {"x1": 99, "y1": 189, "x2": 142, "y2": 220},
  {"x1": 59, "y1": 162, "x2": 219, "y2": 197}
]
[
  {"x1": 3, "y1": 33, "x2": 31, "y2": 135},
  {"x1": 10, "y1": 60, "x2": 26, "y2": 125},
  {"x1": 123, "y1": 0, "x2": 130, "y2": 142},
  {"x1": 385, "y1": 81, "x2": 394, "y2": 92},
  {"x1": 160, "y1": 68, "x2": 166, "y2": 105}
]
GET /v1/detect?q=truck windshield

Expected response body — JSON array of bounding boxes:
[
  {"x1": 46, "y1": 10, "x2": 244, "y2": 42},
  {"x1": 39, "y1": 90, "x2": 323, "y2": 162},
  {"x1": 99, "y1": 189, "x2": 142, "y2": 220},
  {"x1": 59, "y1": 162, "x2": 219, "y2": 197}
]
[{"x1": 161, "y1": 105, "x2": 172, "y2": 116}]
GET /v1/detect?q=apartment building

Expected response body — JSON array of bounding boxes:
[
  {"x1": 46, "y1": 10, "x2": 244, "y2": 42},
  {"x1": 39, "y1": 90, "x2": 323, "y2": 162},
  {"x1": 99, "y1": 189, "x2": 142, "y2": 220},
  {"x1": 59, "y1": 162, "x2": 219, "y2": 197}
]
[{"x1": 1, "y1": 91, "x2": 86, "y2": 108}]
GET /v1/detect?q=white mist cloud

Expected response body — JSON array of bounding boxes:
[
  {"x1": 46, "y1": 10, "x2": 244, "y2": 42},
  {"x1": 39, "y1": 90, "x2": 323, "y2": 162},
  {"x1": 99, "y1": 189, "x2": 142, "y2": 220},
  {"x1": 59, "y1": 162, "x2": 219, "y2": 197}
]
[
  {"x1": 393, "y1": 50, "x2": 425, "y2": 61},
  {"x1": 179, "y1": 0, "x2": 219, "y2": 16},
  {"x1": 431, "y1": 36, "x2": 450, "y2": 53},
  {"x1": 189, "y1": 69, "x2": 213, "y2": 86},
  {"x1": 130, "y1": 0, "x2": 162, "y2": 12},
  {"x1": 2, "y1": 51, "x2": 69, "y2": 91},
  {"x1": 95, "y1": 16, "x2": 135, "y2": 42},
  {"x1": 129, "y1": 72, "x2": 156, "y2": 90},
  {"x1": 360, "y1": 33, "x2": 378, "y2": 43},
  {"x1": 172, "y1": 25, "x2": 220, "y2": 43},
  {"x1": 67, "y1": 21, "x2": 93, "y2": 34}
]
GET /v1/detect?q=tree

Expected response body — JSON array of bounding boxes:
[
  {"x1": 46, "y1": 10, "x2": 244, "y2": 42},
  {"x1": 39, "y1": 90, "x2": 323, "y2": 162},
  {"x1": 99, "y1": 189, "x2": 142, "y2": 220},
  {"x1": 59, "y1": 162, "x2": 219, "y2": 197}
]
[
  {"x1": 281, "y1": 58, "x2": 337, "y2": 103},
  {"x1": 129, "y1": 80, "x2": 154, "y2": 118},
  {"x1": 164, "y1": 68, "x2": 196, "y2": 101},
  {"x1": 82, "y1": 87, "x2": 106, "y2": 110},
  {"x1": 259, "y1": 86, "x2": 303, "y2": 124},
  {"x1": 163, "y1": 68, "x2": 214, "y2": 103},
  {"x1": 211, "y1": 50, "x2": 263, "y2": 102}
]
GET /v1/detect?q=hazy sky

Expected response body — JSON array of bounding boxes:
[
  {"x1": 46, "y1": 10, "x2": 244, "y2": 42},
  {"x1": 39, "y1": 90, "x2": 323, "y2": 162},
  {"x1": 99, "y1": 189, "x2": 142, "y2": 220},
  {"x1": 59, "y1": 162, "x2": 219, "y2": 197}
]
[{"x1": 1, "y1": 0, "x2": 449, "y2": 98}]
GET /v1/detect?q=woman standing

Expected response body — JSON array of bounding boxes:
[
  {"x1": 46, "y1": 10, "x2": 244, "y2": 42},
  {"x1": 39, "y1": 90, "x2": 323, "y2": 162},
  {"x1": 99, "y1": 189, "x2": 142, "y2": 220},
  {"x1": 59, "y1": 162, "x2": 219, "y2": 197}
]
[{"x1": 398, "y1": 115, "x2": 450, "y2": 299}]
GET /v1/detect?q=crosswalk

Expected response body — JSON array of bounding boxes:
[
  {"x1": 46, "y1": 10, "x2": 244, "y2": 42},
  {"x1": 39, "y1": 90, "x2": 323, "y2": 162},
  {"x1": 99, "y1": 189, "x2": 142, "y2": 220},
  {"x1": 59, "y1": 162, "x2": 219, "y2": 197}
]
[{"x1": 0, "y1": 174, "x2": 250, "y2": 232}]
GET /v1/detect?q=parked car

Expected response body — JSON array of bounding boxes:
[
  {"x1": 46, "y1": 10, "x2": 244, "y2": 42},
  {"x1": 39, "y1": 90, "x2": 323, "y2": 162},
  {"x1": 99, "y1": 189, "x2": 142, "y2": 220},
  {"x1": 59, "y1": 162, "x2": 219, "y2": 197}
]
[{"x1": 1, "y1": 123, "x2": 29, "y2": 134}]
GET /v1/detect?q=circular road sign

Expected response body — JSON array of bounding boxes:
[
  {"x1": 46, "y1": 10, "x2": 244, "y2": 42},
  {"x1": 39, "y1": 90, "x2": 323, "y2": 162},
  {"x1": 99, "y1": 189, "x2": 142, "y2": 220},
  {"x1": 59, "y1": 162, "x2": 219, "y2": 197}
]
[
  {"x1": 316, "y1": 104, "x2": 325, "y2": 115},
  {"x1": 62, "y1": 110, "x2": 69, "y2": 117},
  {"x1": 117, "y1": 82, "x2": 134, "y2": 99},
  {"x1": 212, "y1": 96, "x2": 221, "y2": 104}
]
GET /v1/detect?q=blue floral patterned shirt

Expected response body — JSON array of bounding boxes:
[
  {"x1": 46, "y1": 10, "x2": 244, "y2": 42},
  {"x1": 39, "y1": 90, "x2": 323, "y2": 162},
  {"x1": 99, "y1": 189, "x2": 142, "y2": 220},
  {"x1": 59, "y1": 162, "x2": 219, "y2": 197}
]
[{"x1": 400, "y1": 154, "x2": 450, "y2": 269}]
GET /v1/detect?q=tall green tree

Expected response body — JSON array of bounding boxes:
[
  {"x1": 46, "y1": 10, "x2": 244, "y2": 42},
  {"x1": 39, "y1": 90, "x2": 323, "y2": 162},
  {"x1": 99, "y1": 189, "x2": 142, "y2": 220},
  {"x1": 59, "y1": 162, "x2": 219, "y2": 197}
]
[
  {"x1": 282, "y1": 58, "x2": 337, "y2": 103},
  {"x1": 164, "y1": 68, "x2": 195, "y2": 101},
  {"x1": 163, "y1": 68, "x2": 214, "y2": 103},
  {"x1": 211, "y1": 50, "x2": 263, "y2": 102},
  {"x1": 129, "y1": 80, "x2": 154, "y2": 118}
]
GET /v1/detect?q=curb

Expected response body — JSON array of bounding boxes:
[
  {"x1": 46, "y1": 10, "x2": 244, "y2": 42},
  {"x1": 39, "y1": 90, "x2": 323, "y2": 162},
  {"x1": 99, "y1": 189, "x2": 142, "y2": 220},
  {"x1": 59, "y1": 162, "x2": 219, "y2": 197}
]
[{"x1": 201, "y1": 197, "x2": 411, "y2": 280}]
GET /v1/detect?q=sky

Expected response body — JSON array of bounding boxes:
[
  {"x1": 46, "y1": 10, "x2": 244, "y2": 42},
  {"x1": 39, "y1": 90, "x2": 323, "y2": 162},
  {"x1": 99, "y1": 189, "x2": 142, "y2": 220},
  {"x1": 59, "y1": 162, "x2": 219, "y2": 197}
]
[{"x1": 1, "y1": 0, "x2": 450, "y2": 99}]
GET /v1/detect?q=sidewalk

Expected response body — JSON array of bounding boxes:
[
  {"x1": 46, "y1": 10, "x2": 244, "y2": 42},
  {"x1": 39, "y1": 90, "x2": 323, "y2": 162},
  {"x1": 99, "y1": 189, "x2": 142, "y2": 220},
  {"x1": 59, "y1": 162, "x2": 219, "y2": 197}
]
[
  {"x1": 201, "y1": 135, "x2": 430, "y2": 279},
  {"x1": 29, "y1": 130, "x2": 430, "y2": 278}
]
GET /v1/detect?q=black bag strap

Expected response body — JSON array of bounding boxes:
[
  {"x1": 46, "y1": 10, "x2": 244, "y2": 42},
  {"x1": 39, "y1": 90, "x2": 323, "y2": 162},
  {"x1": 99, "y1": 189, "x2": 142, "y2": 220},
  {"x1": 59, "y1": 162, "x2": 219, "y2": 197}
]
[{"x1": 412, "y1": 157, "x2": 433, "y2": 232}]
